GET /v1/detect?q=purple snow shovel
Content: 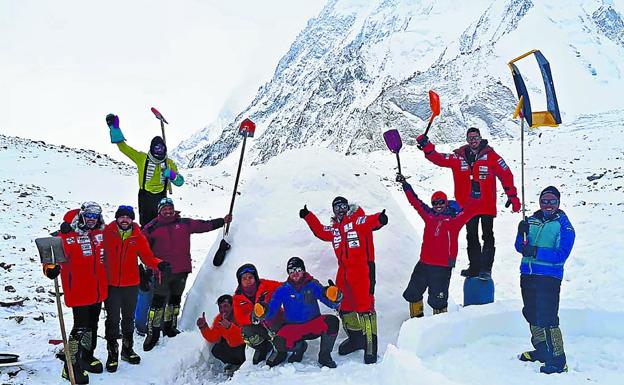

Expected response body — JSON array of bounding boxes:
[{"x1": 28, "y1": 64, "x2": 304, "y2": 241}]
[{"x1": 383, "y1": 129, "x2": 403, "y2": 174}]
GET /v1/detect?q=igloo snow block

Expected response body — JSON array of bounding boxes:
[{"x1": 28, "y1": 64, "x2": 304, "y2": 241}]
[
  {"x1": 463, "y1": 276, "x2": 494, "y2": 306},
  {"x1": 134, "y1": 288, "x2": 153, "y2": 335}
]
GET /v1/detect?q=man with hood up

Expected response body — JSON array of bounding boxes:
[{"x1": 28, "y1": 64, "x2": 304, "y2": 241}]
[
  {"x1": 105, "y1": 113, "x2": 184, "y2": 226},
  {"x1": 300, "y1": 197, "x2": 387, "y2": 364}
]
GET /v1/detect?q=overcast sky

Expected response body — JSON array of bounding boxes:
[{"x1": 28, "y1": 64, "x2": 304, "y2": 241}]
[{"x1": 0, "y1": 0, "x2": 326, "y2": 160}]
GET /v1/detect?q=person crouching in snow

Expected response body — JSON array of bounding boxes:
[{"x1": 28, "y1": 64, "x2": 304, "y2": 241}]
[
  {"x1": 43, "y1": 202, "x2": 108, "y2": 384},
  {"x1": 197, "y1": 294, "x2": 246, "y2": 374},
  {"x1": 300, "y1": 197, "x2": 387, "y2": 364},
  {"x1": 232, "y1": 263, "x2": 283, "y2": 365},
  {"x1": 396, "y1": 174, "x2": 479, "y2": 317},
  {"x1": 253, "y1": 257, "x2": 342, "y2": 368},
  {"x1": 515, "y1": 186, "x2": 574, "y2": 374}
]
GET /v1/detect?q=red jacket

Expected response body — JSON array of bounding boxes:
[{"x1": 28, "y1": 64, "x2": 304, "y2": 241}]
[
  {"x1": 303, "y1": 206, "x2": 385, "y2": 312},
  {"x1": 200, "y1": 314, "x2": 245, "y2": 347},
  {"x1": 142, "y1": 212, "x2": 224, "y2": 274},
  {"x1": 103, "y1": 221, "x2": 161, "y2": 287},
  {"x1": 233, "y1": 279, "x2": 282, "y2": 327},
  {"x1": 56, "y1": 209, "x2": 108, "y2": 307},
  {"x1": 421, "y1": 140, "x2": 517, "y2": 216},
  {"x1": 403, "y1": 183, "x2": 477, "y2": 267}
]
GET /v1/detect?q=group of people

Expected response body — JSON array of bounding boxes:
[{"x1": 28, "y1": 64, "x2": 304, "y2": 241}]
[{"x1": 40, "y1": 114, "x2": 575, "y2": 383}]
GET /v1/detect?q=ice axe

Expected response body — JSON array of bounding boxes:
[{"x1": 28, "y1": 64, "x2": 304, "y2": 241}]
[
  {"x1": 423, "y1": 90, "x2": 440, "y2": 136},
  {"x1": 150, "y1": 107, "x2": 173, "y2": 194},
  {"x1": 383, "y1": 129, "x2": 403, "y2": 174},
  {"x1": 35, "y1": 237, "x2": 76, "y2": 385},
  {"x1": 213, "y1": 118, "x2": 256, "y2": 266}
]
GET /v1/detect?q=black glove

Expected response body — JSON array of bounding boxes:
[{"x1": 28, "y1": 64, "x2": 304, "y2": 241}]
[
  {"x1": 517, "y1": 220, "x2": 529, "y2": 237},
  {"x1": 299, "y1": 204, "x2": 310, "y2": 219},
  {"x1": 416, "y1": 134, "x2": 430, "y2": 150},
  {"x1": 395, "y1": 173, "x2": 406, "y2": 184},
  {"x1": 106, "y1": 113, "x2": 119, "y2": 129},
  {"x1": 378, "y1": 209, "x2": 388, "y2": 225},
  {"x1": 139, "y1": 265, "x2": 153, "y2": 292},
  {"x1": 158, "y1": 261, "x2": 172, "y2": 274},
  {"x1": 522, "y1": 244, "x2": 538, "y2": 258},
  {"x1": 60, "y1": 222, "x2": 72, "y2": 234},
  {"x1": 43, "y1": 264, "x2": 61, "y2": 280}
]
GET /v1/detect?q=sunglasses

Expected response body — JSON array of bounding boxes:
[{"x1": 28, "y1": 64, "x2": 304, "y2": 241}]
[
  {"x1": 288, "y1": 267, "x2": 304, "y2": 274},
  {"x1": 540, "y1": 198, "x2": 559, "y2": 205},
  {"x1": 83, "y1": 212, "x2": 99, "y2": 219},
  {"x1": 333, "y1": 202, "x2": 349, "y2": 211},
  {"x1": 466, "y1": 136, "x2": 481, "y2": 142},
  {"x1": 431, "y1": 199, "x2": 447, "y2": 206}
]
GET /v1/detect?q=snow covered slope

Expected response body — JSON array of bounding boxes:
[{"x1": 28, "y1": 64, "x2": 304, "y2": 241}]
[
  {"x1": 177, "y1": 0, "x2": 624, "y2": 168},
  {"x1": 1, "y1": 105, "x2": 624, "y2": 385}
]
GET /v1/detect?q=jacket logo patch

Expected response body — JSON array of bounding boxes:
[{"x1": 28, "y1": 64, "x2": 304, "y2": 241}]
[
  {"x1": 460, "y1": 160, "x2": 468, "y2": 171},
  {"x1": 323, "y1": 226, "x2": 333, "y2": 232},
  {"x1": 344, "y1": 223, "x2": 353, "y2": 232},
  {"x1": 479, "y1": 154, "x2": 488, "y2": 160},
  {"x1": 333, "y1": 229, "x2": 340, "y2": 237},
  {"x1": 95, "y1": 234, "x2": 103, "y2": 242},
  {"x1": 497, "y1": 158, "x2": 508, "y2": 170},
  {"x1": 347, "y1": 231, "x2": 358, "y2": 240},
  {"x1": 80, "y1": 243, "x2": 92, "y2": 256},
  {"x1": 348, "y1": 240, "x2": 360, "y2": 248},
  {"x1": 333, "y1": 236, "x2": 342, "y2": 243},
  {"x1": 356, "y1": 217, "x2": 366, "y2": 225},
  {"x1": 66, "y1": 237, "x2": 75, "y2": 244},
  {"x1": 77, "y1": 236, "x2": 90, "y2": 244}
]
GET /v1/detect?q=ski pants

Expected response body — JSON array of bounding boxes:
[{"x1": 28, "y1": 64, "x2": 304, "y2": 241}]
[
  {"x1": 521, "y1": 274, "x2": 561, "y2": 328},
  {"x1": 138, "y1": 188, "x2": 166, "y2": 227},
  {"x1": 336, "y1": 262, "x2": 376, "y2": 313},
  {"x1": 466, "y1": 215, "x2": 495, "y2": 271},
  {"x1": 211, "y1": 339, "x2": 246, "y2": 365},
  {"x1": 402, "y1": 261, "x2": 452, "y2": 310},
  {"x1": 152, "y1": 272, "x2": 188, "y2": 309},
  {"x1": 104, "y1": 285, "x2": 139, "y2": 340},
  {"x1": 272, "y1": 314, "x2": 339, "y2": 351},
  {"x1": 72, "y1": 303, "x2": 102, "y2": 353}
]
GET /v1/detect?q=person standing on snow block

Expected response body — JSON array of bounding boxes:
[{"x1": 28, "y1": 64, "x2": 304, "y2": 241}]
[
  {"x1": 396, "y1": 174, "x2": 478, "y2": 317},
  {"x1": 300, "y1": 197, "x2": 387, "y2": 364},
  {"x1": 102, "y1": 205, "x2": 171, "y2": 372},
  {"x1": 105, "y1": 113, "x2": 184, "y2": 227},
  {"x1": 197, "y1": 294, "x2": 246, "y2": 374},
  {"x1": 232, "y1": 263, "x2": 283, "y2": 365},
  {"x1": 141, "y1": 198, "x2": 231, "y2": 351},
  {"x1": 43, "y1": 202, "x2": 108, "y2": 384},
  {"x1": 253, "y1": 257, "x2": 342, "y2": 368},
  {"x1": 515, "y1": 186, "x2": 574, "y2": 374},
  {"x1": 416, "y1": 127, "x2": 520, "y2": 280}
]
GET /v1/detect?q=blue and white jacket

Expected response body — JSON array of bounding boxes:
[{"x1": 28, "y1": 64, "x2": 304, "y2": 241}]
[{"x1": 515, "y1": 209, "x2": 575, "y2": 280}]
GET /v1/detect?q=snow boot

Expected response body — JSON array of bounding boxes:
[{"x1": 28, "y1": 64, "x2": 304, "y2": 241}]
[
  {"x1": 338, "y1": 312, "x2": 365, "y2": 355},
  {"x1": 143, "y1": 306, "x2": 164, "y2": 352},
  {"x1": 461, "y1": 246, "x2": 481, "y2": 277},
  {"x1": 162, "y1": 304, "x2": 181, "y2": 338},
  {"x1": 62, "y1": 328, "x2": 90, "y2": 384},
  {"x1": 266, "y1": 349, "x2": 287, "y2": 368},
  {"x1": 121, "y1": 335, "x2": 141, "y2": 364},
  {"x1": 79, "y1": 330, "x2": 103, "y2": 374},
  {"x1": 361, "y1": 312, "x2": 378, "y2": 364},
  {"x1": 318, "y1": 332, "x2": 338, "y2": 368},
  {"x1": 409, "y1": 300, "x2": 424, "y2": 318},
  {"x1": 252, "y1": 340, "x2": 272, "y2": 365},
  {"x1": 478, "y1": 248, "x2": 495, "y2": 280},
  {"x1": 519, "y1": 325, "x2": 548, "y2": 363},
  {"x1": 540, "y1": 326, "x2": 567, "y2": 374},
  {"x1": 105, "y1": 339, "x2": 119, "y2": 373},
  {"x1": 287, "y1": 340, "x2": 308, "y2": 363},
  {"x1": 224, "y1": 363, "x2": 241, "y2": 376},
  {"x1": 432, "y1": 307, "x2": 447, "y2": 315}
]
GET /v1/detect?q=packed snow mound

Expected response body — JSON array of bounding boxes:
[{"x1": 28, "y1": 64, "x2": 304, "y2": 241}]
[{"x1": 181, "y1": 147, "x2": 422, "y2": 348}]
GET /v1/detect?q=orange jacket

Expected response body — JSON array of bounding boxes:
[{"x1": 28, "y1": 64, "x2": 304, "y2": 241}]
[
  {"x1": 103, "y1": 221, "x2": 161, "y2": 287},
  {"x1": 232, "y1": 279, "x2": 282, "y2": 327},
  {"x1": 199, "y1": 314, "x2": 244, "y2": 347}
]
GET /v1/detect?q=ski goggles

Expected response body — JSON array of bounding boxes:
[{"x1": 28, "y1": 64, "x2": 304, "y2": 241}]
[
  {"x1": 83, "y1": 212, "x2": 100, "y2": 219},
  {"x1": 333, "y1": 202, "x2": 349, "y2": 212},
  {"x1": 431, "y1": 199, "x2": 447, "y2": 206},
  {"x1": 540, "y1": 198, "x2": 559, "y2": 205},
  {"x1": 287, "y1": 267, "x2": 304, "y2": 274},
  {"x1": 118, "y1": 205, "x2": 134, "y2": 212},
  {"x1": 237, "y1": 267, "x2": 256, "y2": 278}
]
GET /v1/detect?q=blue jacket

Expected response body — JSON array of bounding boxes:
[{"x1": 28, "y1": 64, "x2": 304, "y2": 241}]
[
  {"x1": 266, "y1": 273, "x2": 340, "y2": 324},
  {"x1": 515, "y1": 209, "x2": 575, "y2": 280}
]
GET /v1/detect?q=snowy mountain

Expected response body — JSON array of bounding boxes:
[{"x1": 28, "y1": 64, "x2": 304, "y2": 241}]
[{"x1": 175, "y1": 0, "x2": 624, "y2": 168}]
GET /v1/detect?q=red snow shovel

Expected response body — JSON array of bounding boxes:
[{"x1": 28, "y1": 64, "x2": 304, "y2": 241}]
[
  {"x1": 213, "y1": 118, "x2": 256, "y2": 266},
  {"x1": 424, "y1": 90, "x2": 441, "y2": 136},
  {"x1": 383, "y1": 129, "x2": 403, "y2": 174},
  {"x1": 150, "y1": 107, "x2": 173, "y2": 194}
]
